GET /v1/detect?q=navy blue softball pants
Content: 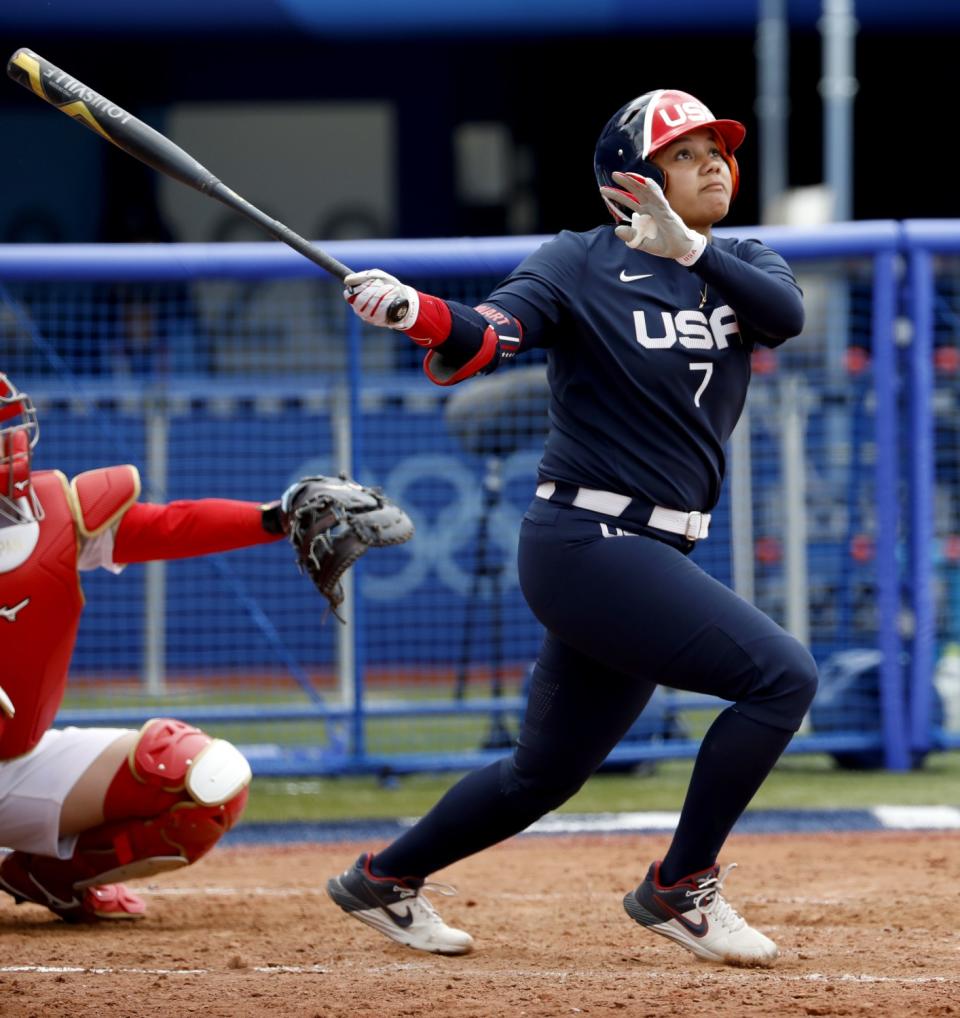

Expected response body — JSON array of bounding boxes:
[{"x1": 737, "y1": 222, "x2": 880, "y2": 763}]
[{"x1": 373, "y1": 499, "x2": 818, "y2": 883}]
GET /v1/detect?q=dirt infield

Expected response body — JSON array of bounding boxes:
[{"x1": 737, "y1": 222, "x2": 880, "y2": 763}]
[{"x1": 2, "y1": 831, "x2": 958, "y2": 1017}]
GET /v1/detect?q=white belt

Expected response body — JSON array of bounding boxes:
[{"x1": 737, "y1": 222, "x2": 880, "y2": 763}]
[
  {"x1": 535, "y1": 482, "x2": 711, "y2": 541},
  {"x1": 647, "y1": 505, "x2": 711, "y2": 541}
]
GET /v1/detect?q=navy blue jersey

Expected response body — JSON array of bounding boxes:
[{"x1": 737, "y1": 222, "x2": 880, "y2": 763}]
[{"x1": 485, "y1": 226, "x2": 803, "y2": 512}]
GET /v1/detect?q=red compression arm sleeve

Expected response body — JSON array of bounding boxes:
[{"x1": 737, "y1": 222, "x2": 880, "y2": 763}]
[
  {"x1": 112, "y1": 500, "x2": 282, "y2": 564},
  {"x1": 405, "y1": 293, "x2": 453, "y2": 348}
]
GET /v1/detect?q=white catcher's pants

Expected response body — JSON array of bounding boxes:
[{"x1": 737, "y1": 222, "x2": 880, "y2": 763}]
[{"x1": 0, "y1": 727, "x2": 132, "y2": 858}]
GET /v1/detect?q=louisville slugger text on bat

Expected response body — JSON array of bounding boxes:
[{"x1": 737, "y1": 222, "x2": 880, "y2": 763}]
[{"x1": 6, "y1": 47, "x2": 409, "y2": 322}]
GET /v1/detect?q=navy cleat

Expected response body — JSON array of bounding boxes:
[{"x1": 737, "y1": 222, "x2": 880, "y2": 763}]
[
  {"x1": 326, "y1": 852, "x2": 474, "y2": 955},
  {"x1": 623, "y1": 860, "x2": 778, "y2": 967}
]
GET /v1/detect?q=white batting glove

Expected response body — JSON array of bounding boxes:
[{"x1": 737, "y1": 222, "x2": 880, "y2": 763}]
[
  {"x1": 344, "y1": 269, "x2": 420, "y2": 331},
  {"x1": 599, "y1": 172, "x2": 707, "y2": 267}
]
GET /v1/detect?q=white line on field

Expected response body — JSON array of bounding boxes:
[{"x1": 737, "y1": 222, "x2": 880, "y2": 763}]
[
  {"x1": 0, "y1": 966, "x2": 208, "y2": 975},
  {"x1": 137, "y1": 886, "x2": 324, "y2": 896},
  {"x1": 134, "y1": 886, "x2": 853, "y2": 908},
  {"x1": 804, "y1": 973, "x2": 951, "y2": 985},
  {"x1": 0, "y1": 964, "x2": 955, "y2": 985},
  {"x1": 750, "y1": 896, "x2": 850, "y2": 905},
  {"x1": 135, "y1": 886, "x2": 624, "y2": 901}
]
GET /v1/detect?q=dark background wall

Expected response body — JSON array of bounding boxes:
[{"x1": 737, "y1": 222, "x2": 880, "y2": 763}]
[{"x1": 0, "y1": 15, "x2": 955, "y2": 243}]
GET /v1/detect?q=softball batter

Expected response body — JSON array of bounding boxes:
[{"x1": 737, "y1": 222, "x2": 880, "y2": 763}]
[{"x1": 328, "y1": 88, "x2": 817, "y2": 968}]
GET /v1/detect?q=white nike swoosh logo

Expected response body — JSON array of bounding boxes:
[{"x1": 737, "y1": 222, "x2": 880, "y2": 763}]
[{"x1": 619, "y1": 271, "x2": 654, "y2": 283}]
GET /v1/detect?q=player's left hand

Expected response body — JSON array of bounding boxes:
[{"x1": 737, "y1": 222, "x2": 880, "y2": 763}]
[
  {"x1": 600, "y1": 172, "x2": 707, "y2": 266},
  {"x1": 344, "y1": 269, "x2": 420, "y2": 331}
]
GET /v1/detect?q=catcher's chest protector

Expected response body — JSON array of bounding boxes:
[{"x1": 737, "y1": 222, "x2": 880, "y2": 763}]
[{"x1": 0, "y1": 466, "x2": 136, "y2": 759}]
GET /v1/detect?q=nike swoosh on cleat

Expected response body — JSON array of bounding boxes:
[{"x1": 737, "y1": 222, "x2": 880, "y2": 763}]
[
  {"x1": 381, "y1": 905, "x2": 414, "y2": 929},
  {"x1": 652, "y1": 894, "x2": 709, "y2": 937},
  {"x1": 619, "y1": 271, "x2": 654, "y2": 282}
]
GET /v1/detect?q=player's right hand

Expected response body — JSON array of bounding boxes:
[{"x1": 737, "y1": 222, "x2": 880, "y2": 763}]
[{"x1": 344, "y1": 269, "x2": 420, "y2": 331}]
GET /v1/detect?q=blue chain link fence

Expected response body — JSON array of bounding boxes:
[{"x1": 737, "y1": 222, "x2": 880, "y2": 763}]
[{"x1": 0, "y1": 222, "x2": 951, "y2": 773}]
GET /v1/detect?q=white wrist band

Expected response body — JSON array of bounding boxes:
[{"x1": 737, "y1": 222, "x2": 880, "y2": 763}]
[{"x1": 676, "y1": 234, "x2": 707, "y2": 267}]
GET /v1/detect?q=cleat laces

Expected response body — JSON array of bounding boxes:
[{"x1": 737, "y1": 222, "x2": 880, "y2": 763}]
[
  {"x1": 395, "y1": 881, "x2": 459, "y2": 927},
  {"x1": 686, "y1": 863, "x2": 746, "y2": 933}
]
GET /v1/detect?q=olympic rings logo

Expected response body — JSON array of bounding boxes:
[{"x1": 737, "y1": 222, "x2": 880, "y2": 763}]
[{"x1": 292, "y1": 449, "x2": 543, "y2": 599}]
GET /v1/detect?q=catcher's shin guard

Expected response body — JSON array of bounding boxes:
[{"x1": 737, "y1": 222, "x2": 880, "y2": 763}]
[
  {"x1": 0, "y1": 719, "x2": 250, "y2": 923},
  {"x1": 70, "y1": 788, "x2": 250, "y2": 887},
  {"x1": 81, "y1": 717, "x2": 252, "y2": 884},
  {"x1": 105, "y1": 717, "x2": 253, "y2": 817}
]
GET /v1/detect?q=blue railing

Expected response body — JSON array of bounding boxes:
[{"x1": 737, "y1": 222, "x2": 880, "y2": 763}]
[{"x1": 1, "y1": 220, "x2": 956, "y2": 773}]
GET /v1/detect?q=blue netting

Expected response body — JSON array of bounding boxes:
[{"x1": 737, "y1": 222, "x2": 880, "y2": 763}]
[{"x1": 0, "y1": 224, "x2": 932, "y2": 772}]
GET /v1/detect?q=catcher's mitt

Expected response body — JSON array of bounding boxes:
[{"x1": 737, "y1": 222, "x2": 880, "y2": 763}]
[{"x1": 280, "y1": 474, "x2": 413, "y2": 620}]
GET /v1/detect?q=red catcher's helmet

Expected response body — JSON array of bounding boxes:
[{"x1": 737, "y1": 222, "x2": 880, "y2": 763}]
[
  {"x1": 594, "y1": 89, "x2": 746, "y2": 220},
  {"x1": 0, "y1": 372, "x2": 42, "y2": 523}
]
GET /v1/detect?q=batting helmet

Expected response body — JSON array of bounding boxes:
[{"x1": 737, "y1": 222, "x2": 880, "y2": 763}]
[
  {"x1": 594, "y1": 89, "x2": 746, "y2": 220},
  {"x1": 0, "y1": 372, "x2": 42, "y2": 523}
]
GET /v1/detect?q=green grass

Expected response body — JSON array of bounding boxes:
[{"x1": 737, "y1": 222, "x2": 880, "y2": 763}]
[
  {"x1": 62, "y1": 686, "x2": 960, "y2": 823},
  {"x1": 242, "y1": 751, "x2": 960, "y2": 823}
]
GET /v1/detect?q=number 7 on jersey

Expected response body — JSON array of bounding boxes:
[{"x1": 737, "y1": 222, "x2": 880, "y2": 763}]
[{"x1": 689, "y1": 362, "x2": 713, "y2": 407}]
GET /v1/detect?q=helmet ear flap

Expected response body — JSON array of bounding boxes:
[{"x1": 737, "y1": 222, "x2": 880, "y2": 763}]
[
  {"x1": 594, "y1": 130, "x2": 666, "y2": 192},
  {"x1": 598, "y1": 158, "x2": 667, "y2": 222},
  {"x1": 622, "y1": 159, "x2": 664, "y2": 190},
  {"x1": 594, "y1": 92, "x2": 666, "y2": 221}
]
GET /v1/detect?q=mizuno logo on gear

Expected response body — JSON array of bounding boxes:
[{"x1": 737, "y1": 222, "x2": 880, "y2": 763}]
[
  {"x1": 0, "y1": 597, "x2": 29, "y2": 622},
  {"x1": 653, "y1": 893, "x2": 709, "y2": 937},
  {"x1": 619, "y1": 271, "x2": 654, "y2": 282}
]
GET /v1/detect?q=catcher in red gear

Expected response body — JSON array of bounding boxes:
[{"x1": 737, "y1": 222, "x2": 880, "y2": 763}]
[{"x1": 0, "y1": 373, "x2": 412, "y2": 922}]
